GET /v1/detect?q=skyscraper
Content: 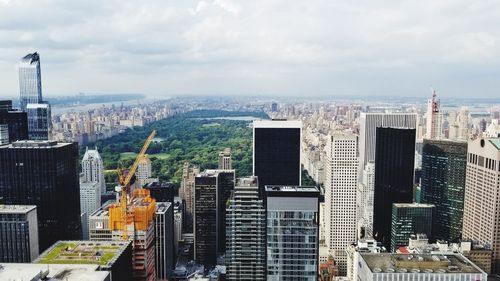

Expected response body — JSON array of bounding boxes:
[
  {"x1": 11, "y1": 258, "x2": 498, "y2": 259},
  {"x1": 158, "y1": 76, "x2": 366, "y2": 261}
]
[
  {"x1": 357, "y1": 162, "x2": 375, "y2": 239},
  {"x1": 194, "y1": 169, "x2": 235, "y2": 266},
  {"x1": 226, "y1": 176, "x2": 266, "y2": 280},
  {"x1": 421, "y1": 139, "x2": 467, "y2": 242},
  {"x1": 358, "y1": 113, "x2": 417, "y2": 173},
  {"x1": 253, "y1": 120, "x2": 301, "y2": 191},
  {"x1": 0, "y1": 124, "x2": 8, "y2": 145},
  {"x1": 0, "y1": 140, "x2": 81, "y2": 251},
  {"x1": 81, "y1": 147, "x2": 106, "y2": 195},
  {"x1": 265, "y1": 185, "x2": 319, "y2": 281},
  {"x1": 390, "y1": 203, "x2": 434, "y2": 252},
  {"x1": 179, "y1": 162, "x2": 199, "y2": 232},
  {"x1": 462, "y1": 138, "x2": 500, "y2": 273},
  {"x1": 425, "y1": 91, "x2": 443, "y2": 140},
  {"x1": 324, "y1": 133, "x2": 358, "y2": 274},
  {"x1": 79, "y1": 181, "x2": 100, "y2": 240},
  {"x1": 19, "y1": 53, "x2": 51, "y2": 141},
  {"x1": 218, "y1": 147, "x2": 232, "y2": 170},
  {"x1": 373, "y1": 128, "x2": 416, "y2": 249},
  {"x1": 0, "y1": 100, "x2": 28, "y2": 143},
  {"x1": 155, "y1": 202, "x2": 174, "y2": 280},
  {"x1": 0, "y1": 205, "x2": 39, "y2": 262},
  {"x1": 137, "y1": 154, "x2": 156, "y2": 187}
]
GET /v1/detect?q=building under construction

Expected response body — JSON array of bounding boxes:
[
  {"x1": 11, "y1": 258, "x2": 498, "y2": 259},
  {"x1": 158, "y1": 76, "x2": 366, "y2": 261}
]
[{"x1": 89, "y1": 188, "x2": 157, "y2": 281}]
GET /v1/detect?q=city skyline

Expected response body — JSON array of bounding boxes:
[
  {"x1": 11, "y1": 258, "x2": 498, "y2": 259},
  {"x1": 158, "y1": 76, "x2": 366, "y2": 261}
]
[{"x1": 0, "y1": 1, "x2": 500, "y2": 99}]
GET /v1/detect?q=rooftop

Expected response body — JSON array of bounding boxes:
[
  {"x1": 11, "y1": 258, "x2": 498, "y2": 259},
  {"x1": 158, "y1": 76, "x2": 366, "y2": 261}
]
[
  {"x1": 0, "y1": 263, "x2": 109, "y2": 281},
  {"x1": 361, "y1": 253, "x2": 484, "y2": 274},
  {"x1": 0, "y1": 140, "x2": 70, "y2": 149},
  {"x1": 36, "y1": 240, "x2": 130, "y2": 267},
  {"x1": 0, "y1": 204, "x2": 37, "y2": 214},
  {"x1": 265, "y1": 185, "x2": 318, "y2": 193},
  {"x1": 393, "y1": 203, "x2": 435, "y2": 208},
  {"x1": 253, "y1": 119, "x2": 302, "y2": 129},
  {"x1": 489, "y1": 139, "x2": 500, "y2": 150}
]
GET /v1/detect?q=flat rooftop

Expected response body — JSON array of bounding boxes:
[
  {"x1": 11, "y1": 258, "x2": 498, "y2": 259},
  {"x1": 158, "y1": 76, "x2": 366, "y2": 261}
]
[
  {"x1": 265, "y1": 185, "x2": 318, "y2": 193},
  {"x1": 0, "y1": 204, "x2": 36, "y2": 214},
  {"x1": 36, "y1": 240, "x2": 130, "y2": 267},
  {"x1": 393, "y1": 203, "x2": 435, "y2": 208},
  {"x1": 253, "y1": 119, "x2": 302, "y2": 128},
  {"x1": 0, "y1": 263, "x2": 109, "y2": 281},
  {"x1": 0, "y1": 140, "x2": 70, "y2": 149},
  {"x1": 361, "y1": 253, "x2": 484, "y2": 274}
]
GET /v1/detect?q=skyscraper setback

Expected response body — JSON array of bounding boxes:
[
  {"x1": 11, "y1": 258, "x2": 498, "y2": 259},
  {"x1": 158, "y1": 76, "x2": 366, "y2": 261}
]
[
  {"x1": 253, "y1": 120, "x2": 301, "y2": 191},
  {"x1": 19, "y1": 52, "x2": 51, "y2": 140},
  {"x1": 373, "y1": 127, "x2": 416, "y2": 249},
  {"x1": 0, "y1": 140, "x2": 81, "y2": 251}
]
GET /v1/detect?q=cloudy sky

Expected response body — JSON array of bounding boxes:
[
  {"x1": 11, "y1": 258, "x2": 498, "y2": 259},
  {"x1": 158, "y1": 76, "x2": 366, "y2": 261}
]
[{"x1": 1, "y1": 0, "x2": 499, "y2": 98}]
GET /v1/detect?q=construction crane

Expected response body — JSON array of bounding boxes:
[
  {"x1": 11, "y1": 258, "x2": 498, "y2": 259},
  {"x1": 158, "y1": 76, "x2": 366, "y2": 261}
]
[{"x1": 115, "y1": 130, "x2": 156, "y2": 240}]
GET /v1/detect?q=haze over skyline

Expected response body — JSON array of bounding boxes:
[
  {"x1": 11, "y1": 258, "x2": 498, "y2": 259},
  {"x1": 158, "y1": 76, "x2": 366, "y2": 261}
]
[{"x1": 1, "y1": 0, "x2": 500, "y2": 98}]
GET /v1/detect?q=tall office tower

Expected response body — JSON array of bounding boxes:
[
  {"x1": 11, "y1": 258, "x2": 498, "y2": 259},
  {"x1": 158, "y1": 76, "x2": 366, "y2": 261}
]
[
  {"x1": 90, "y1": 189, "x2": 157, "y2": 280},
  {"x1": 218, "y1": 147, "x2": 232, "y2": 170},
  {"x1": 0, "y1": 100, "x2": 28, "y2": 142},
  {"x1": 173, "y1": 198, "x2": 183, "y2": 253},
  {"x1": 81, "y1": 147, "x2": 106, "y2": 195},
  {"x1": 463, "y1": 138, "x2": 500, "y2": 273},
  {"x1": 226, "y1": 176, "x2": 266, "y2": 281},
  {"x1": 179, "y1": 162, "x2": 199, "y2": 232},
  {"x1": 421, "y1": 139, "x2": 467, "y2": 242},
  {"x1": 194, "y1": 170, "x2": 235, "y2": 266},
  {"x1": 19, "y1": 53, "x2": 51, "y2": 140},
  {"x1": 155, "y1": 202, "x2": 174, "y2": 281},
  {"x1": 265, "y1": 186, "x2": 319, "y2": 281},
  {"x1": 390, "y1": 203, "x2": 434, "y2": 251},
  {"x1": 0, "y1": 140, "x2": 81, "y2": 252},
  {"x1": 358, "y1": 112, "x2": 417, "y2": 174},
  {"x1": 324, "y1": 133, "x2": 358, "y2": 275},
  {"x1": 79, "y1": 180, "x2": 100, "y2": 240},
  {"x1": 19, "y1": 53, "x2": 42, "y2": 110},
  {"x1": 373, "y1": 128, "x2": 416, "y2": 249},
  {"x1": 425, "y1": 90, "x2": 443, "y2": 140},
  {"x1": 253, "y1": 120, "x2": 302, "y2": 191},
  {"x1": 137, "y1": 155, "x2": 156, "y2": 187},
  {"x1": 0, "y1": 205, "x2": 39, "y2": 262},
  {"x1": 0, "y1": 124, "x2": 8, "y2": 145},
  {"x1": 357, "y1": 162, "x2": 375, "y2": 239}
]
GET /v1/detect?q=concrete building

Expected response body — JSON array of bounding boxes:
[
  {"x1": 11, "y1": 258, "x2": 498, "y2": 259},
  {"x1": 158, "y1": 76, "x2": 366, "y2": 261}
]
[
  {"x1": 357, "y1": 253, "x2": 487, "y2": 281},
  {"x1": 425, "y1": 91, "x2": 443, "y2": 140},
  {"x1": 155, "y1": 202, "x2": 174, "y2": 280},
  {"x1": 174, "y1": 198, "x2": 183, "y2": 253},
  {"x1": 324, "y1": 133, "x2": 358, "y2": 274},
  {"x1": 80, "y1": 180, "x2": 100, "y2": 240},
  {"x1": 89, "y1": 189, "x2": 157, "y2": 281},
  {"x1": 179, "y1": 162, "x2": 199, "y2": 232},
  {"x1": 391, "y1": 203, "x2": 435, "y2": 252},
  {"x1": 265, "y1": 185, "x2": 319, "y2": 281},
  {"x1": 253, "y1": 120, "x2": 302, "y2": 191},
  {"x1": 137, "y1": 155, "x2": 157, "y2": 187},
  {"x1": 462, "y1": 138, "x2": 500, "y2": 273},
  {"x1": 0, "y1": 205, "x2": 38, "y2": 262},
  {"x1": 357, "y1": 162, "x2": 375, "y2": 239},
  {"x1": 81, "y1": 146, "x2": 106, "y2": 195},
  {"x1": 0, "y1": 263, "x2": 110, "y2": 281},
  {"x1": 421, "y1": 139, "x2": 467, "y2": 242},
  {"x1": 218, "y1": 147, "x2": 232, "y2": 170},
  {"x1": 346, "y1": 239, "x2": 385, "y2": 281},
  {"x1": 35, "y1": 240, "x2": 132, "y2": 281},
  {"x1": 226, "y1": 176, "x2": 266, "y2": 280},
  {"x1": 0, "y1": 140, "x2": 81, "y2": 252}
]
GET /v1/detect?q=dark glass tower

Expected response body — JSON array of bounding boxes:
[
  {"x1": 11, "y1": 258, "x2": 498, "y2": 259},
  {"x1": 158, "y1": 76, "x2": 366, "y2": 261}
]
[
  {"x1": 421, "y1": 139, "x2": 467, "y2": 242},
  {"x1": 390, "y1": 203, "x2": 434, "y2": 252},
  {"x1": 0, "y1": 100, "x2": 28, "y2": 142},
  {"x1": 253, "y1": 120, "x2": 301, "y2": 191},
  {"x1": 0, "y1": 140, "x2": 81, "y2": 251},
  {"x1": 373, "y1": 127, "x2": 415, "y2": 249},
  {"x1": 0, "y1": 205, "x2": 39, "y2": 262}
]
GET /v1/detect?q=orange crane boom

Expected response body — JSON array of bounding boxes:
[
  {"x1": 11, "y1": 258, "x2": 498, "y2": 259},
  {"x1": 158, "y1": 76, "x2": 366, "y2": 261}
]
[{"x1": 117, "y1": 130, "x2": 156, "y2": 240}]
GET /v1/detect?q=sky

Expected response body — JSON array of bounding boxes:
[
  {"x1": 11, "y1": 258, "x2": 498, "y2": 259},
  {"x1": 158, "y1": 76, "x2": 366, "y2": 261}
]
[{"x1": 0, "y1": 0, "x2": 500, "y2": 98}]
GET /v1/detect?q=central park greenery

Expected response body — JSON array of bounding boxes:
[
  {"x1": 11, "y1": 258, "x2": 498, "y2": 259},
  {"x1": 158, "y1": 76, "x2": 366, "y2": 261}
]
[{"x1": 84, "y1": 109, "x2": 316, "y2": 191}]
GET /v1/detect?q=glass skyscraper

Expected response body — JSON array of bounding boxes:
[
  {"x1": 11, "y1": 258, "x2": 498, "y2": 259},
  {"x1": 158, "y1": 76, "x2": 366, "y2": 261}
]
[
  {"x1": 19, "y1": 52, "x2": 51, "y2": 140},
  {"x1": 265, "y1": 185, "x2": 319, "y2": 281},
  {"x1": 421, "y1": 139, "x2": 467, "y2": 242},
  {"x1": 390, "y1": 203, "x2": 435, "y2": 252}
]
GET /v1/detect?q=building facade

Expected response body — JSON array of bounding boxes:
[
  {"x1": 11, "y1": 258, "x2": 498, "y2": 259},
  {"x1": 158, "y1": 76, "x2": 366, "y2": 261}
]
[
  {"x1": 218, "y1": 147, "x2": 232, "y2": 170},
  {"x1": 421, "y1": 139, "x2": 467, "y2": 242},
  {"x1": 462, "y1": 138, "x2": 500, "y2": 273},
  {"x1": 0, "y1": 205, "x2": 39, "y2": 262},
  {"x1": 226, "y1": 176, "x2": 266, "y2": 280},
  {"x1": 373, "y1": 128, "x2": 416, "y2": 249},
  {"x1": 179, "y1": 162, "x2": 199, "y2": 232},
  {"x1": 155, "y1": 202, "x2": 174, "y2": 280},
  {"x1": 324, "y1": 133, "x2": 358, "y2": 274},
  {"x1": 0, "y1": 140, "x2": 81, "y2": 252},
  {"x1": 253, "y1": 120, "x2": 302, "y2": 191},
  {"x1": 81, "y1": 147, "x2": 106, "y2": 195},
  {"x1": 0, "y1": 100, "x2": 28, "y2": 143},
  {"x1": 79, "y1": 180, "x2": 100, "y2": 240},
  {"x1": 265, "y1": 185, "x2": 319, "y2": 281},
  {"x1": 425, "y1": 91, "x2": 443, "y2": 140},
  {"x1": 357, "y1": 162, "x2": 375, "y2": 239},
  {"x1": 390, "y1": 203, "x2": 435, "y2": 252}
]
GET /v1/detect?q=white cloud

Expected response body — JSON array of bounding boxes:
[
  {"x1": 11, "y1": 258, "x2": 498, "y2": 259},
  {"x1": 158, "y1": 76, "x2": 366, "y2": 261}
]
[{"x1": 0, "y1": 0, "x2": 499, "y2": 98}]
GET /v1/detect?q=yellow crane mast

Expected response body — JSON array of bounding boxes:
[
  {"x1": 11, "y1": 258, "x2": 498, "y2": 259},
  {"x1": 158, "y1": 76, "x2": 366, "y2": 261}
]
[{"x1": 116, "y1": 130, "x2": 156, "y2": 240}]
